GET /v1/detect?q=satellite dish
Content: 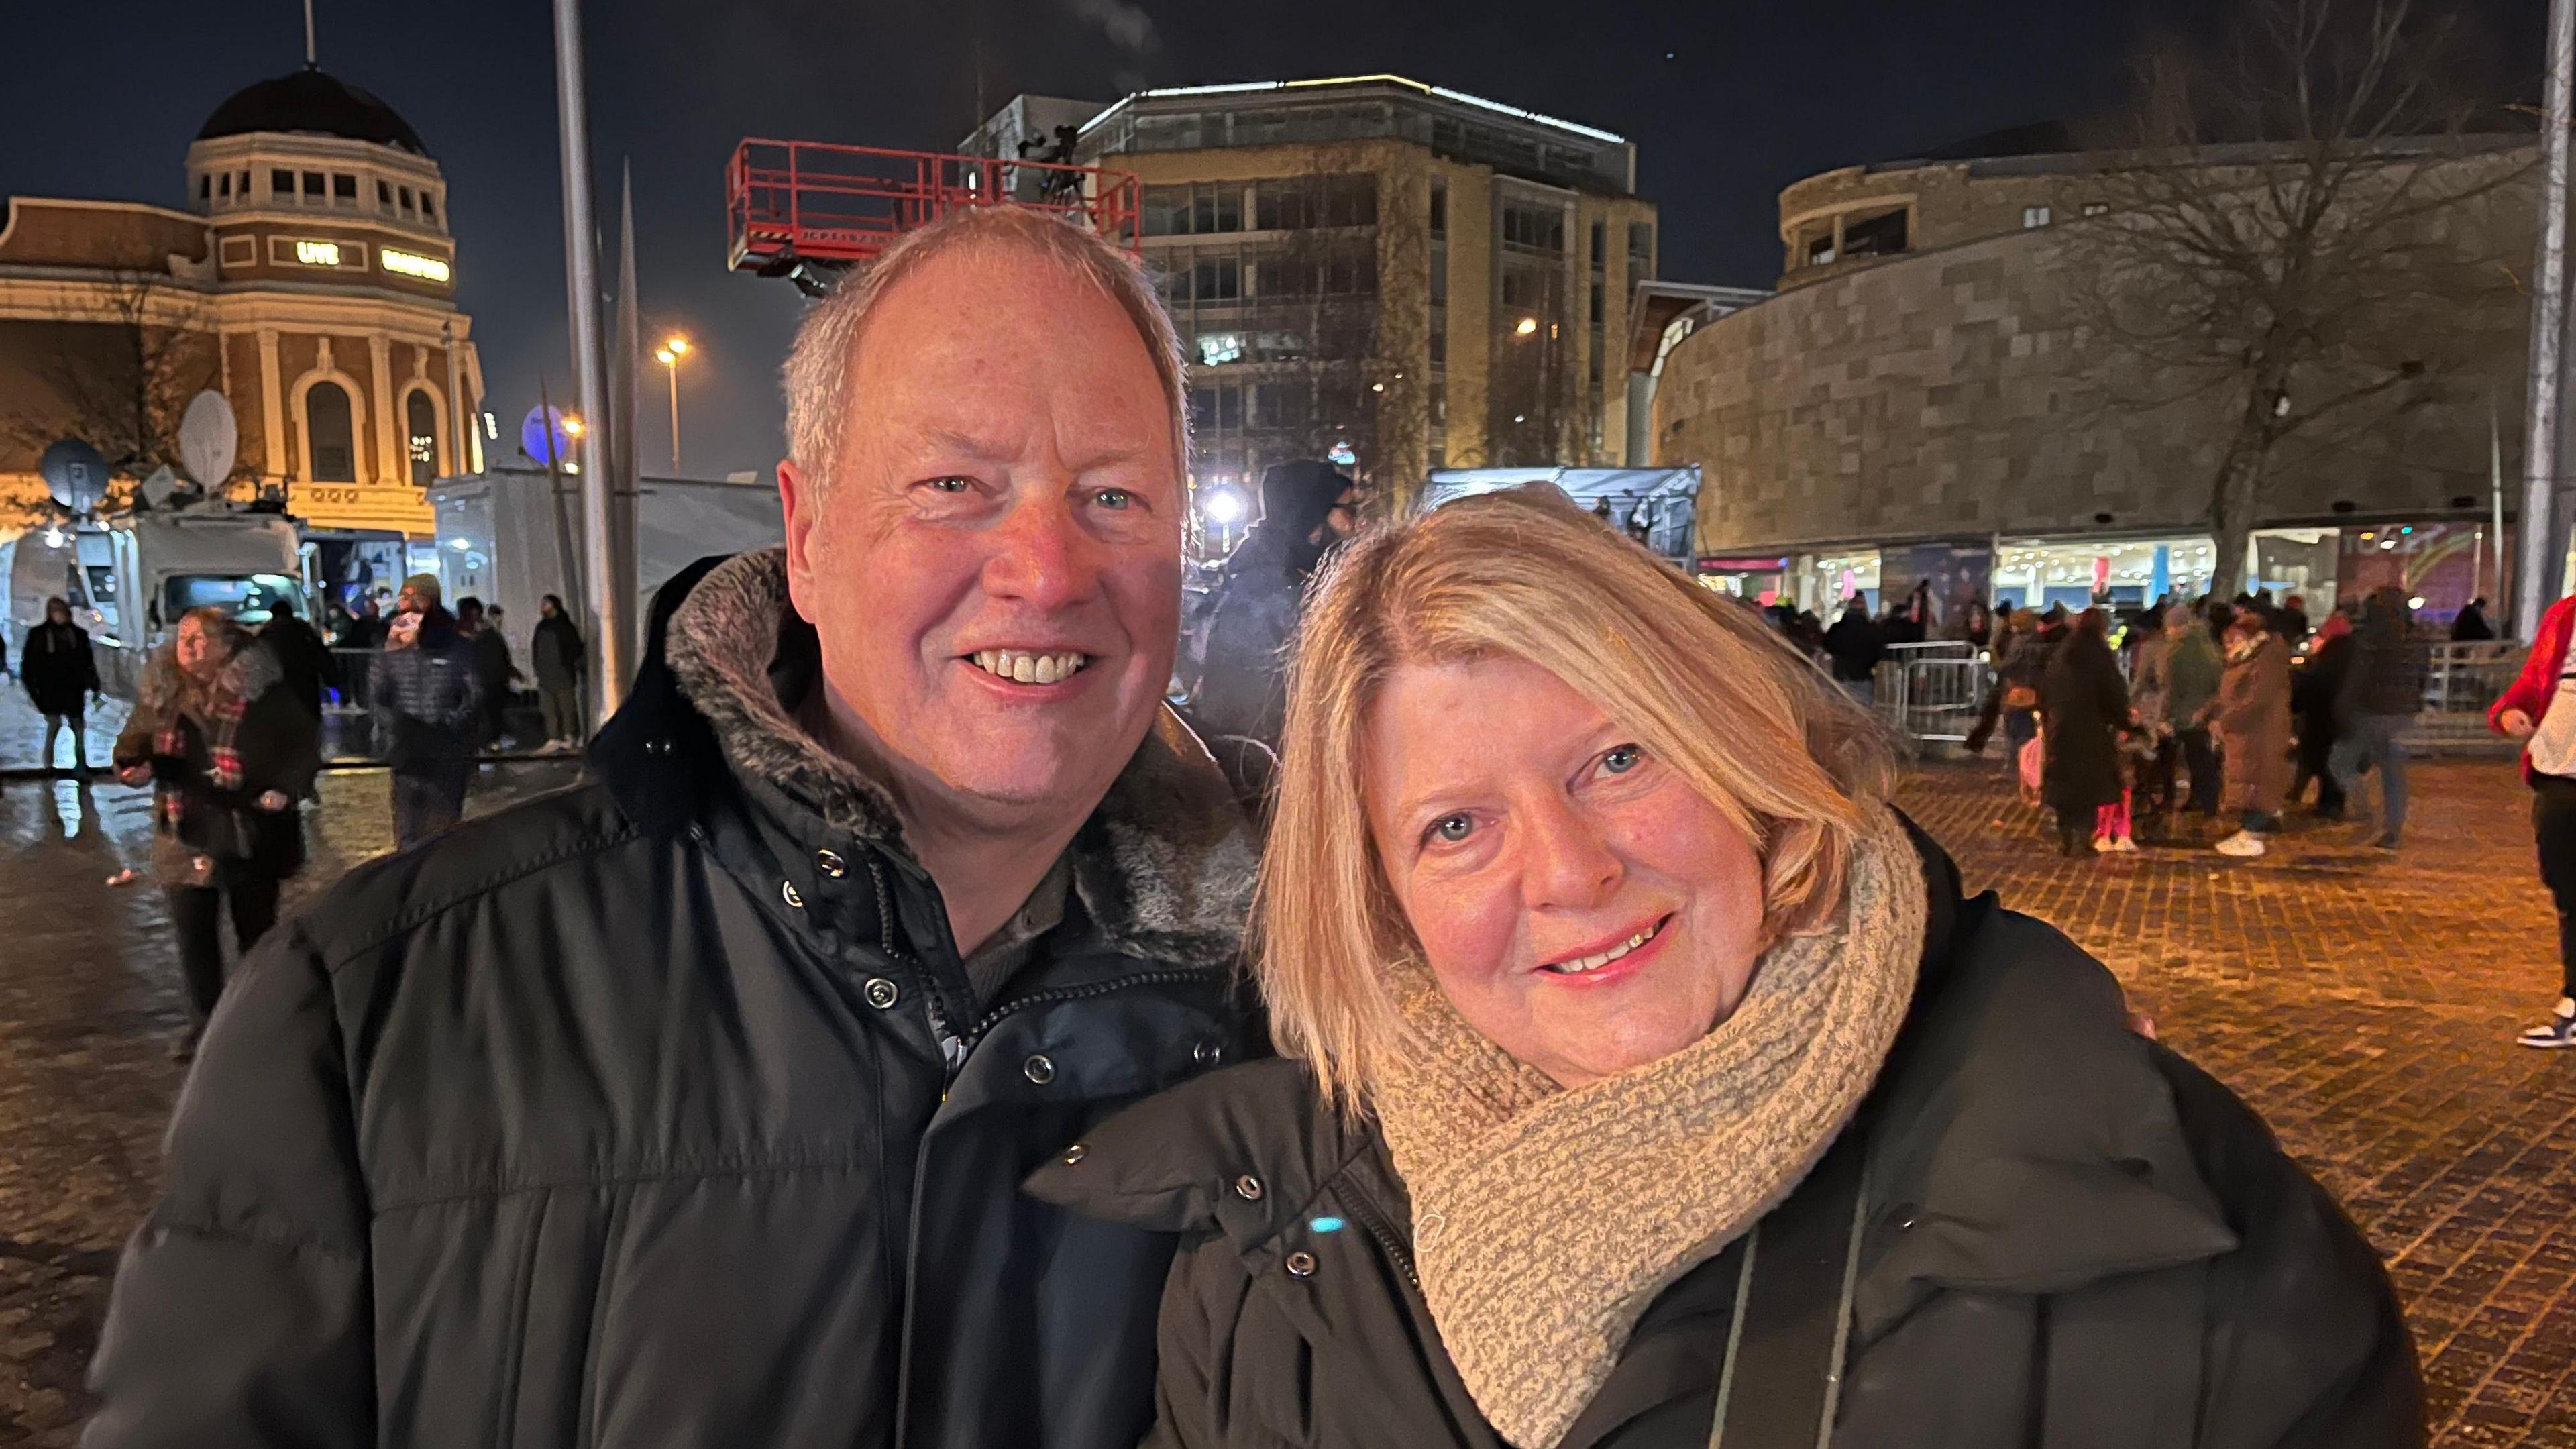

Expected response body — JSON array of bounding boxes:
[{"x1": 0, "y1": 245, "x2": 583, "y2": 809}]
[
  {"x1": 140, "y1": 465, "x2": 180, "y2": 508},
  {"x1": 39, "y1": 439, "x2": 111, "y2": 511},
  {"x1": 178, "y1": 390, "x2": 237, "y2": 487},
  {"x1": 521, "y1": 405, "x2": 576, "y2": 467}
]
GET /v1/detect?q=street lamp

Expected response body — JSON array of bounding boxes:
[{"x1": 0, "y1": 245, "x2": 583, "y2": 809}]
[
  {"x1": 561, "y1": 413, "x2": 586, "y2": 474},
  {"x1": 653, "y1": 335, "x2": 690, "y2": 471},
  {"x1": 1514, "y1": 316, "x2": 1539, "y2": 337}
]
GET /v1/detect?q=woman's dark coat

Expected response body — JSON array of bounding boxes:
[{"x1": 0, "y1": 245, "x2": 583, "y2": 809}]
[
  {"x1": 112, "y1": 657, "x2": 322, "y2": 883},
  {"x1": 2040, "y1": 632, "x2": 2132, "y2": 814},
  {"x1": 1028, "y1": 830, "x2": 2421, "y2": 1449}
]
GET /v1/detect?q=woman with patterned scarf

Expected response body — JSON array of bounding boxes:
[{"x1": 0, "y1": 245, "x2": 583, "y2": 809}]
[
  {"x1": 113, "y1": 607, "x2": 320, "y2": 1058},
  {"x1": 1030, "y1": 489, "x2": 2417, "y2": 1449}
]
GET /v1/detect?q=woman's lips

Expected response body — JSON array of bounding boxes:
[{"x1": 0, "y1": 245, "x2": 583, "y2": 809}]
[{"x1": 1537, "y1": 914, "x2": 1675, "y2": 987}]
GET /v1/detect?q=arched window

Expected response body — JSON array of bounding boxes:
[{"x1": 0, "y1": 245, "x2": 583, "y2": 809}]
[
  {"x1": 307, "y1": 381, "x2": 356, "y2": 482},
  {"x1": 406, "y1": 390, "x2": 440, "y2": 488}
]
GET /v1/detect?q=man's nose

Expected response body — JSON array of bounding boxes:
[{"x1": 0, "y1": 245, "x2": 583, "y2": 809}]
[
  {"x1": 1519, "y1": 794, "x2": 1623, "y2": 913},
  {"x1": 981, "y1": 489, "x2": 1104, "y2": 611}
]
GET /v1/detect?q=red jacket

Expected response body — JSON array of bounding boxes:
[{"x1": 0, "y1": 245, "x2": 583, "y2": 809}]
[{"x1": 2492, "y1": 595, "x2": 2576, "y2": 782}]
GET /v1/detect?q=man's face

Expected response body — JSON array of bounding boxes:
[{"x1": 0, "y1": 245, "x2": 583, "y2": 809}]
[
  {"x1": 397, "y1": 585, "x2": 427, "y2": 615},
  {"x1": 779, "y1": 244, "x2": 1183, "y2": 830},
  {"x1": 46, "y1": 603, "x2": 68, "y2": 625}
]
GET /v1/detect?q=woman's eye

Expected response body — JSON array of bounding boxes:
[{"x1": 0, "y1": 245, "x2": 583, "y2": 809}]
[
  {"x1": 1600, "y1": 744, "x2": 1644, "y2": 776},
  {"x1": 1427, "y1": 814, "x2": 1474, "y2": 845}
]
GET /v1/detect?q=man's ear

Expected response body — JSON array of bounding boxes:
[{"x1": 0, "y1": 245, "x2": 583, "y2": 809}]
[{"x1": 779, "y1": 459, "x2": 819, "y2": 619}]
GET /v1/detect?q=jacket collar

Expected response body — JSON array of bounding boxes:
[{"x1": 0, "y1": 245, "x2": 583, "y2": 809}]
[{"x1": 593, "y1": 548, "x2": 1258, "y2": 971}]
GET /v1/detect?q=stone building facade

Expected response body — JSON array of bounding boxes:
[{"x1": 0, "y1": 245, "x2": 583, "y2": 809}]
[
  {"x1": 975, "y1": 77, "x2": 1657, "y2": 535},
  {"x1": 1, "y1": 67, "x2": 484, "y2": 538},
  {"x1": 1656, "y1": 134, "x2": 2539, "y2": 620}
]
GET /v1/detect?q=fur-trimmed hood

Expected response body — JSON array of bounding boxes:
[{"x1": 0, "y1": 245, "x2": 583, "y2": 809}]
[{"x1": 663, "y1": 547, "x2": 1258, "y2": 969}]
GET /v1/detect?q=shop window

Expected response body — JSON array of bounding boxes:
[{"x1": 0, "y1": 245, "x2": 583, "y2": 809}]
[
  {"x1": 1842, "y1": 208, "x2": 1908, "y2": 259},
  {"x1": 407, "y1": 391, "x2": 440, "y2": 488},
  {"x1": 272, "y1": 169, "x2": 295, "y2": 201},
  {"x1": 306, "y1": 382, "x2": 357, "y2": 483}
]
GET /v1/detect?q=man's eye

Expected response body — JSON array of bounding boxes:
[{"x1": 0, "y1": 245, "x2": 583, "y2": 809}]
[
  {"x1": 1093, "y1": 488, "x2": 1136, "y2": 511},
  {"x1": 924, "y1": 476, "x2": 973, "y2": 494},
  {"x1": 1600, "y1": 745, "x2": 1644, "y2": 776},
  {"x1": 1426, "y1": 814, "x2": 1474, "y2": 846}
]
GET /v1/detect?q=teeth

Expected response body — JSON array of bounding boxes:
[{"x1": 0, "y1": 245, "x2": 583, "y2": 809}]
[
  {"x1": 1551, "y1": 923, "x2": 1661, "y2": 975},
  {"x1": 971, "y1": 649, "x2": 1087, "y2": 684}
]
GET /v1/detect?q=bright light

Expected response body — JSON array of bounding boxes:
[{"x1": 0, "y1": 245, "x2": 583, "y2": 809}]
[
  {"x1": 663, "y1": 335, "x2": 690, "y2": 358},
  {"x1": 1327, "y1": 440, "x2": 1358, "y2": 466},
  {"x1": 1370, "y1": 382, "x2": 1385, "y2": 393},
  {"x1": 1514, "y1": 317, "x2": 1539, "y2": 337},
  {"x1": 43, "y1": 525, "x2": 67, "y2": 547},
  {"x1": 447, "y1": 537, "x2": 470, "y2": 551},
  {"x1": 2408, "y1": 596, "x2": 2428, "y2": 610},
  {"x1": 1201, "y1": 488, "x2": 1246, "y2": 524},
  {"x1": 293, "y1": 239, "x2": 343, "y2": 266},
  {"x1": 380, "y1": 247, "x2": 451, "y2": 282},
  {"x1": 655, "y1": 348, "x2": 676, "y2": 366},
  {"x1": 564, "y1": 416, "x2": 586, "y2": 438}
]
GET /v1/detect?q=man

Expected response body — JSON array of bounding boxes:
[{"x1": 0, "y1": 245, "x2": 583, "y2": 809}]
[
  {"x1": 257, "y1": 597, "x2": 339, "y2": 719},
  {"x1": 22, "y1": 596, "x2": 99, "y2": 773},
  {"x1": 1189, "y1": 458, "x2": 1357, "y2": 761},
  {"x1": 454, "y1": 595, "x2": 520, "y2": 747},
  {"x1": 2454, "y1": 596, "x2": 2498, "y2": 642},
  {"x1": 2331, "y1": 585, "x2": 2425, "y2": 851},
  {"x1": 368, "y1": 574, "x2": 481, "y2": 846},
  {"x1": 1823, "y1": 598, "x2": 1886, "y2": 703},
  {"x1": 2273, "y1": 592, "x2": 2312, "y2": 648},
  {"x1": 532, "y1": 592, "x2": 586, "y2": 749},
  {"x1": 85, "y1": 206, "x2": 1258, "y2": 1448}
]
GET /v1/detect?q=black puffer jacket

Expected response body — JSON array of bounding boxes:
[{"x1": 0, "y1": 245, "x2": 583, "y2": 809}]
[
  {"x1": 1028, "y1": 830, "x2": 2421, "y2": 1449},
  {"x1": 86, "y1": 549, "x2": 1263, "y2": 1449}
]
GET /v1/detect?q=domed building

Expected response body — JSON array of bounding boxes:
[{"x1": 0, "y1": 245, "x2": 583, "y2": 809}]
[{"x1": 0, "y1": 64, "x2": 484, "y2": 536}]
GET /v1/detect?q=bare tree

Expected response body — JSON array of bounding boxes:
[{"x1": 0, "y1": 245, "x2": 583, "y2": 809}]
[
  {"x1": 2, "y1": 270, "x2": 221, "y2": 492},
  {"x1": 2061, "y1": 0, "x2": 2533, "y2": 596}
]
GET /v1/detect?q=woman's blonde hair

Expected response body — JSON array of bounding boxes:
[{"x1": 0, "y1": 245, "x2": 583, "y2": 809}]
[{"x1": 1257, "y1": 486, "x2": 1896, "y2": 1109}]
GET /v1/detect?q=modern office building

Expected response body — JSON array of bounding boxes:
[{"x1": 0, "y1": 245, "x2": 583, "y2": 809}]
[{"x1": 970, "y1": 76, "x2": 1658, "y2": 523}]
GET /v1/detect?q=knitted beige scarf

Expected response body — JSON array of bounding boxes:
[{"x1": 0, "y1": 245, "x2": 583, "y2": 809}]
[{"x1": 1373, "y1": 806, "x2": 1925, "y2": 1449}]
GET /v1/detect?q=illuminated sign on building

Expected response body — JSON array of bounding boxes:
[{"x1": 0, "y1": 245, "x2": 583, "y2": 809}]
[
  {"x1": 380, "y1": 248, "x2": 452, "y2": 283},
  {"x1": 293, "y1": 239, "x2": 343, "y2": 266}
]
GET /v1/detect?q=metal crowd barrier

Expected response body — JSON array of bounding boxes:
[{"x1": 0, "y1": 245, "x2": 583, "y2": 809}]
[{"x1": 320, "y1": 647, "x2": 563, "y2": 763}]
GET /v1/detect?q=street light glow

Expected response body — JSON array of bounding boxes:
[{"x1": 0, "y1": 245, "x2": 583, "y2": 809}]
[
  {"x1": 563, "y1": 415, "x2": 586, "y2": 438},
  {"x1": 1514, "y1": 316, "x2": 1539, "y2": 337},
  {"x1": 1202, "y1": 488, "x2": 1246, "y2": 525},
  {"x1": 664, "y1": 335, "x2": 690, "y2": 357}
]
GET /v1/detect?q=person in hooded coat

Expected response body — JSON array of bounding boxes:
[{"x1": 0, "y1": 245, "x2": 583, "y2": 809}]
[
  {"x1": 2039, "y1": 608, "x2": 2131, "y2": 855},
  {"x1": 1189, "y1": 460, "x2": 1357, "y2": 763},
  {"x1": 2210, "y1": 614, "x2": 2294, "y2": 858}
]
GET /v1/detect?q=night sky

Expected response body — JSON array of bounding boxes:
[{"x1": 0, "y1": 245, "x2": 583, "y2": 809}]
[{"x1": 3, "y1": 0, "x2": 2548, "y2": 482}]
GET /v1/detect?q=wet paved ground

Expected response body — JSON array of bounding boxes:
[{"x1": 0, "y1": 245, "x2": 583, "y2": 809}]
[{"x1": 1, "y1": 681, "x2": 2571, "y2": 1442}]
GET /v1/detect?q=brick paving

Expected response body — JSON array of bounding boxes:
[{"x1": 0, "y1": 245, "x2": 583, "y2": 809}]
[
  {"x1": 0, "y1": 680, "x2": 2571, "y2": 1441},
  {"x1": 1898, "y1": 757, "x2": 2576, "y2": 1446}
]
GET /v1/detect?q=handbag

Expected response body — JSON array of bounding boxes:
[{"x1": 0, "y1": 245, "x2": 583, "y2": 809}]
[{"x1": 2002, "y1": 683, "x2": 2040, "y2": 712}]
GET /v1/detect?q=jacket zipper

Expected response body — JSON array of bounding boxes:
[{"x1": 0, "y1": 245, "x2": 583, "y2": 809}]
[
  {"x1": 967, "y1": 967, "x2": 1215, "y2": 1039},
  {"x1": 1346, "y1": 1180, "x2": 1421, "y2": 1291},
  {"x1": 868, "y1": 858, "x2": 968, "y2": 1075}
]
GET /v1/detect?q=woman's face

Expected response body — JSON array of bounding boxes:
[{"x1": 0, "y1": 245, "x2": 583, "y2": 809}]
[
  {"x1": 1362, "y1": 655, "x2": 1769, "y2": 1090},
  {"x1": 174, "y1": 616, "x2": 223, "y2": 678}
]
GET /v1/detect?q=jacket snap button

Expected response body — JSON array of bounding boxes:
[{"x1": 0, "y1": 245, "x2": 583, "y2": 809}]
[
  {"x1": 1234, "y1": 1174, "x2": 1264, "y2": 1201},
  {"x1": 1062, "y1": 1143, "x2": 1087, "y2": 1165},
  {"x1": 862, "y1": 976, "x2": 900, "y2": 1010},
  {"x1": 816, "y1": 848, "x2": 847, "y2": 878},
  {"x1": 780, "y1": 880, "x2": 804, "y2": 910},
  {"x1": 1193, "y1": 1039, "x2": 1222, "y2": 1067},
  {"x1": 1285, "y1": 1250, "x2": 1316, "y2": 1278},
  {"x1": 1023, "y1": 1054, "x2": 1057, "y2": 1085},
  {"x1": 1891, "y1": 1203, "x2": 1923, "y2": 1231}
]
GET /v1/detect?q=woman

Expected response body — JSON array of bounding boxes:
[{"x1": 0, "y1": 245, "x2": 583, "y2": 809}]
[
  {"x1": 2492, "y1": 592, "x2": 2576, "y2": 1046},
  {"x1": 2039, "y1": 608, "x2": 2133, "y2": 855},
  {"x1": 2210, "y1": 610, "x2": 2294, "y2": 859},
  {"x1": 114, "y1": 608, "x2": 319, "y2": 1055},
  {"x1": 1031, "y1": 490, "x2": 2416, "y2": 1448},
  {"x1": 2291, "y1": 611, "x2": 2357, "y2": 819}
]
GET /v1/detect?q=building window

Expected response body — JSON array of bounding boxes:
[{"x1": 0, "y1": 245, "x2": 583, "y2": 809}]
[
  {"x1": 2023, "y1": 205, "x2": 2052, "y2": 229},
  {"x1": 1189, "y1": 383, "x2": 1244, "y2": 431},
  {"x1": 198, "y1": 174, "x2": 212, "y2": 201},
  {"x1": 1843, "y1": 208, "x2": 1908, "y2": 259},
  {"x1": 272, "y1": 169, "x2": 295, "y2": 200},
  {"x1": 2082, "y1": 201, "x2": 2109, "y2": 217},
  {"x1": 1590, "y1": 219, "x2": 1606, "y2": 272},
  {"x1": 302, "y1": 171, "x2": 325, "y2": 199},
  {"x1": 1501, "y1": 205, "x2": 1565, "y2": 252},
  {"x1": 237, "y1": 170, "x2": 250, "y2": 199},
  {"x1": 217, "y1": 172, "x2": 232, "y2": 199},
  {"x1": 1190, "y1": 256, "x2": 1240, "y2": 302},
  {"x1": 378, "y1": 180, "x2": 394, "y2": 210},
  {"x1": 1589, "y1": 280, "x2": 1604, "y2": 325},
  {"x1": 1430, "y1": 182, "x2": 1446, "y2": 239},
  {"x1": 1627, "y1": 222, "x2": 1654, "y2": 278},
  {"x1": 421, "y1": 193, "x2": 436, "y2": 223},
  {"x1": 1805, "y1": 229, "x2": 1837, "y2": 267},
  {"x1": 1429, "y1": 250, "x2": 1447, "y2": 306},
  {"x1": 407, "y1": 390, "x2": 440, "y2": 488},
  {"x1": 306, "y1": 381, "x2": 357, "y2": 483},
  {"x1": 333, "y1": 174, "x2": 358, "y2": 205},
  {"x1": 400, "y1": 186, "x2": 416, "y2": 215}
]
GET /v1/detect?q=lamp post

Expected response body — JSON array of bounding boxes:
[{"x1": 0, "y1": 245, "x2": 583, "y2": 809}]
[{"x1": 653, "y1": 335, "x2": 690, "y2": 472}]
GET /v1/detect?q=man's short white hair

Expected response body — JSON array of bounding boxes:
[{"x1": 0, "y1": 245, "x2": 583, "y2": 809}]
[{"x1": 782, "y1": 205, "x2": 1190, "y2": 486}]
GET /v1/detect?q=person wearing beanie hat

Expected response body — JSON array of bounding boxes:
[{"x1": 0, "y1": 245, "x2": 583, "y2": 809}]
[
  {"x1": 398, "y1": 573, "x2": 443, "y2": 611},
  {"x1": 1189, "y1": 459, "x2": 1358, "y2": 768}
]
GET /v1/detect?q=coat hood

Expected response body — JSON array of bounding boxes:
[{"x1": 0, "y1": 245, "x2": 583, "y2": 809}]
[
  {"x1": 598, "y1": 547, "x2": 1259, "y2": 971},
  {"x1": 1030, "y1": 816, "x2": 2239, "y2": 1338}
]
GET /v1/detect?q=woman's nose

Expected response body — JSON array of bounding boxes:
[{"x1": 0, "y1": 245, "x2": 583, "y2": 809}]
[{"x1": 1519, "y1": 796, "x2": 1623, "y2": 912}]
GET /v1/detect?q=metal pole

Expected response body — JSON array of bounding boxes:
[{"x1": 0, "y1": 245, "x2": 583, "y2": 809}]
[
  {"x1": 2520, "y1": 0, "x2": 2576, "y2": 641},
  {"x1": 551, "y1": 0, "x2": 627, "y2": 713},
  {"x1": 666, "y1": 360, "x2": 680, "y2": 471}
]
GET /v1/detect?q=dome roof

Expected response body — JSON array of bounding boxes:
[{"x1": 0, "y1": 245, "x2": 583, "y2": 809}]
[{"x1": 198, "y1": 67, "x2": 426, "y2": 156}]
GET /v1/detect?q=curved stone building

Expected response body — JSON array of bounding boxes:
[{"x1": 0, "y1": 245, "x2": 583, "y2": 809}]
[
  {"x1": 1655, "y1": 129, "x2": 2538, "y2": 623},
  {"x1": 1, "y1": 65, "x2": 484, "y2": 537}
]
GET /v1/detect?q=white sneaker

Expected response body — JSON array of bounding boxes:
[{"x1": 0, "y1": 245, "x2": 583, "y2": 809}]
[
  {"x1": 2518, "y1": 999, "x2": 2576, "y2": 1049},
  {"x1": 2092, "y1": 836, "x2": 2117, "y2": 854},
  {"x1": 2113, "y1": 837, "x2": 2141, "y2": 853},
  {"x1": 2214, "y1": 830, "x2": 2267, "y2": 858}
]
